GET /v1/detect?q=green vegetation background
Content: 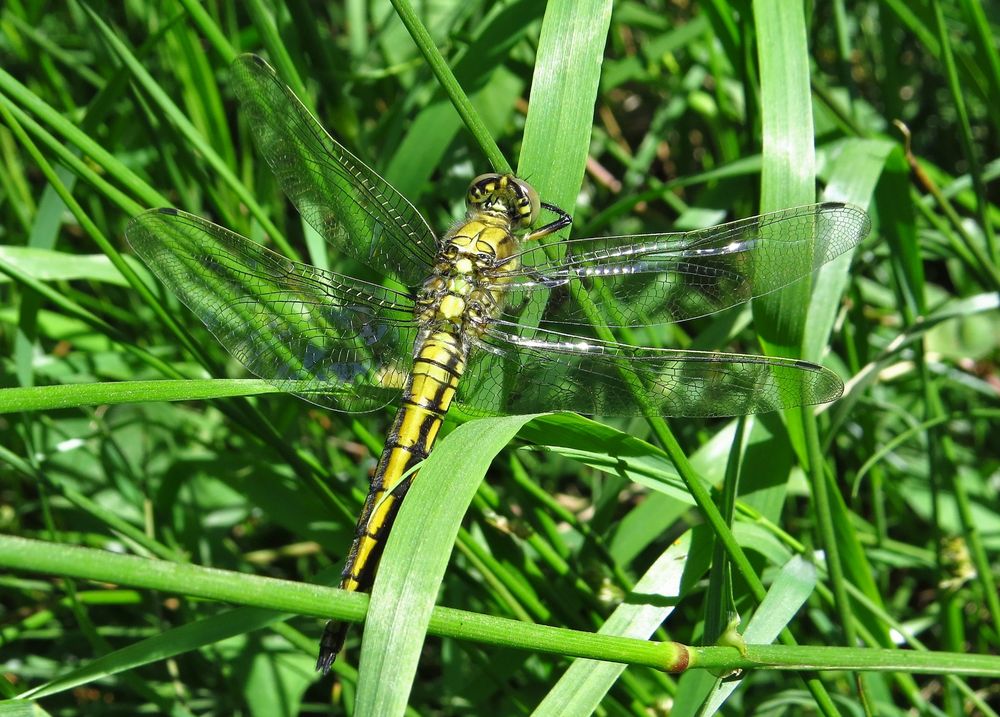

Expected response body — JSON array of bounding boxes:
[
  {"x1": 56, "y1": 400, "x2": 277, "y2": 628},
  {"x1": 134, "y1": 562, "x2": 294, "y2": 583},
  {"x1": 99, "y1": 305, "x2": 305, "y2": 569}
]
[{"x1": 0, "y1": 1, "x2": 998, "y2": 715}]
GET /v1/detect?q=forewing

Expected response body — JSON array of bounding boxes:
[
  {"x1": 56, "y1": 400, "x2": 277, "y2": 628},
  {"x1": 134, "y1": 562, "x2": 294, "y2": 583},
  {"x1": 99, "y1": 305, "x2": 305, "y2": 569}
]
[
  {"x1": 494, "y1": 203, "x2": 870, "y2": 328},
  {"x1": 458, "y1": 326, "x2": 843, "y2": 418},
  {"x1": 126, "y1": 208, "x2": 418, "y2": 412},
  {"x1": 231, "y1": 54, "x2": 437, "y2": 286}
]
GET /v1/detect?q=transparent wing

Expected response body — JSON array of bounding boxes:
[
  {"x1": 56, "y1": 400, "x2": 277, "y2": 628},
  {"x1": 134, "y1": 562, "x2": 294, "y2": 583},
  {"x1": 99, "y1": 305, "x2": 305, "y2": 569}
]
[
  {"x1": 126, "y1": 208, "x2": 418, "y2": 412},
  {"x1": 492, "y1": 203, "x2": 870, "y2": 328},
  {"x1": 458, "y1": 327, "x2": 843, "y2": 418},
  {"x1": 231, "y1": 54, "x2": 437, "y2": 286}
]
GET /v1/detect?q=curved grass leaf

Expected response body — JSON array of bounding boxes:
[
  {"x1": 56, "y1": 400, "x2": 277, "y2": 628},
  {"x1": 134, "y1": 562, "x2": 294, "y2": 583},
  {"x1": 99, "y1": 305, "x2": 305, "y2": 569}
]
[{"x1": 356, "y1": 414, "x2": 543, "y2": 717}]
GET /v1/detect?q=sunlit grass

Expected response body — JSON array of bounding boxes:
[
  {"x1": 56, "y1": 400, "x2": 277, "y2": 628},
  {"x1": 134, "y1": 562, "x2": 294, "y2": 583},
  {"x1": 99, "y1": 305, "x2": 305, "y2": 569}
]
[{"x1": 1, "y1": 1, "x2": 998, "y2": 715}]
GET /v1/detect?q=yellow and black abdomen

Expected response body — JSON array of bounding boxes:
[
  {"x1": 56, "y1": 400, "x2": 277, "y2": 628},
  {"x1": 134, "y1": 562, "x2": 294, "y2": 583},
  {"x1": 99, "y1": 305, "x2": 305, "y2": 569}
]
[
  {"x1": 340, "y1": 330, "x2": 466, "y2": 592},
  {"x1": 317, "y1": 212, "x2": 520, "y2": 673},
  {"x1": 316, "y1": 329, "x2": 468, "y2": 671}
]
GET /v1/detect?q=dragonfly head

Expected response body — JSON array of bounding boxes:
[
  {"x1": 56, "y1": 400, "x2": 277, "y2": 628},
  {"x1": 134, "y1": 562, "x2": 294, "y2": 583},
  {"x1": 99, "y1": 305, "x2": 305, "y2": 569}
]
[{"x1": 467, "y1": 173, "x2": 540, "y2": 229}]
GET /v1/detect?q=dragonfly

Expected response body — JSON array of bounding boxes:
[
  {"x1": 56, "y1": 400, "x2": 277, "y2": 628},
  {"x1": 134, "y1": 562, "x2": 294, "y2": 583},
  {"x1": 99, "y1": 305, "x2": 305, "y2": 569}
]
[{"x1": 126, "y1": 54, "x2": 870, "y2": 674}]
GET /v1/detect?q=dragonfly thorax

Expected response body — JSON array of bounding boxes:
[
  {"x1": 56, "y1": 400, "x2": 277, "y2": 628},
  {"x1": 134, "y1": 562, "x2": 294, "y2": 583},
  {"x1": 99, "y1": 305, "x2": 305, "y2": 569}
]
[
  {"x1": 466, "y1": 173, "x2": 540, "y2": 228},
  {"x1": 415, "y1": 217, "x2": 520, "y2": 335}
]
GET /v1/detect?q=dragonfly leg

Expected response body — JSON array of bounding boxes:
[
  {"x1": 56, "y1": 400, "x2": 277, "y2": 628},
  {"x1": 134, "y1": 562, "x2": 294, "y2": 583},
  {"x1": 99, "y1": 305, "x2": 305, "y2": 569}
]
[{"x1": 524, "y1": 201, "x2": 572, "y2": 242}]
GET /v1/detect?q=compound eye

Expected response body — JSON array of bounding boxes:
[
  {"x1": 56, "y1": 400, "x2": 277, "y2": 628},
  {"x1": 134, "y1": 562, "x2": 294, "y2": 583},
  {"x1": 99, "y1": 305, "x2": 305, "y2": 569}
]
[
  {"x1": 471, "y1": 172, "x2": 501, "y2": 186},
  {"x1": 511, "y1": 178, "x2": 541, "y2": 227},
  {"x1": 467, "y1": 173, "x2": 502, "y2": 207}
]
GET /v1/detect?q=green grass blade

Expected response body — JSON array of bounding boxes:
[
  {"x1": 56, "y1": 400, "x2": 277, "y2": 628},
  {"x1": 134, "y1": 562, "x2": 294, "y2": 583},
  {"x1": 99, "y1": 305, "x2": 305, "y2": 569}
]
[
  {"x1": 388, "y1": 0, "x2": 510, "y2": 173},
  {"x1": 803, "y1": 137, "x2": 890, "y2": 360},
  {"x1": 0, "y1": 247, "x2": 145, "y2": 286},
  {"x1": 0, "y1": 535, "x2": 685, "y2": 677},
  {"x1": 22, "y1": 607, "x2": 295, "y2": 701},
  {"x1": 0, "y1": 379, "x2": 280, "y2": 413},
  {"x1": 81, "y1": 6, "x2": 295, "y2": 259},
  {"x1": 517, "y1": 0, "x2": 613, "y2": 221},
  {"x1": 752, "y1": 0, "x2": 815, "y2": 352},
  {"x1": 356, "y1": 415, "x2": 543, "y2": 716},
  {"x1": 751, "y1": 4, "x2": 844, "y2": 715},
  {"x1": 175, "y1": 0, "x2": 237, "y2": 61},
  {"x1": 930, "y1": 0, "x2": 997, "y2": 264},
  {"x1": 245, "y1": 0, "x2": 310, "y2": 101},
  {"x1": 3, "y1": 534, "x2": 998, "y2": 696},
  {"x1": 383, "y1": 0, "x2": 544, "y2": 197}
]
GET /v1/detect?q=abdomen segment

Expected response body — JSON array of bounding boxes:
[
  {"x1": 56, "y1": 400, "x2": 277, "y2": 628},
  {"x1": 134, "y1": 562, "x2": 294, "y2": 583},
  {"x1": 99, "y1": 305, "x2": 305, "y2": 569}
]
[{"x1": 316, "y1": 330, "x2": 467, "y2": 673}]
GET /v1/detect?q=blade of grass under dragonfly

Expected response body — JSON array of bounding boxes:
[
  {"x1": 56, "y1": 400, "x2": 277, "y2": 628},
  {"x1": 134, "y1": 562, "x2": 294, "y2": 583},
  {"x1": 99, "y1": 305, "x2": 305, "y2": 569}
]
[
  {"x1": 804, "y1": 138, "x2": 889, "y2": 361},
  {"x1": 352, "y1": 415, "x2": 544, "y2": 717},
  {"x1": 808, "y1": 141, "x2": 897, "y2": 654}
]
